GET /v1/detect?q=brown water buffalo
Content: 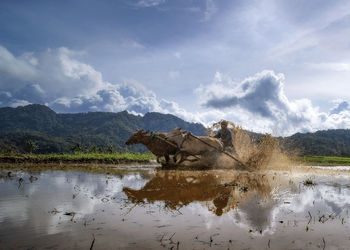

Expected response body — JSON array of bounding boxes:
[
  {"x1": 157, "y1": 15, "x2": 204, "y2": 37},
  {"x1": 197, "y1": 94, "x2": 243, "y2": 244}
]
[
  {"x1": 165, "y1": 128, "x2": 223, "y2": 160},
  {"x1": 125, "y1": 130, "x2": 178, "y2": 164}
]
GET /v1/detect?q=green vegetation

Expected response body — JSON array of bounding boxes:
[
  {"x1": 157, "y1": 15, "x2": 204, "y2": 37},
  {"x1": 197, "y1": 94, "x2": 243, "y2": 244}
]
[
  {"x1": 303, "y1": 178, "x2": 316, "y2": 186},
  {"x1": 25, "y1": 140, "x2": 38, "y2": 153},
  {"x1": 0, "y1": 152, "x2": 156, "y2": 164},
  {"x1": 0, "y1": 104, "x2": 206, "y2": 154},
  {"x1": 297, "y1": 155, "x2": 350, "y2": 165},
  {"x1": 2, "y1": 104, "x2": 350, "y2": 158},
  {"x1": 280, "y1": 129, "x2": 350, "y2": 156}
]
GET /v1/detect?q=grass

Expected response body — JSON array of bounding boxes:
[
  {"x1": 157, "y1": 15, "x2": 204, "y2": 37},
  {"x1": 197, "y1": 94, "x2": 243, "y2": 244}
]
[
  {"x1": 303, "y1": 178, "x2": 316, "y2": 186},
  {"x1": 0, "y1": 152, "x2": 156, "y2": 164},
  {"x1": 2, "y1": 152, "x2": 350, "y2": 167},
  {"x1": 297, "y1": 155, "x2": 350, "y2": 166}
]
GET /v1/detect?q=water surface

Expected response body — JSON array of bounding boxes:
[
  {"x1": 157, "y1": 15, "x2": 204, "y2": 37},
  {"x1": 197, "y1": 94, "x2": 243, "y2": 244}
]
[{"x1": 1, "y1": 167, "x2": 350, "y2": 249}]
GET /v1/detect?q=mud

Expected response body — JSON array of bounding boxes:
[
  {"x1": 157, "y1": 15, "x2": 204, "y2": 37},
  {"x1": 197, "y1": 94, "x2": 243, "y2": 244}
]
[{"x1": 205, "y1": 122, "x2": 292, "y2": 171}]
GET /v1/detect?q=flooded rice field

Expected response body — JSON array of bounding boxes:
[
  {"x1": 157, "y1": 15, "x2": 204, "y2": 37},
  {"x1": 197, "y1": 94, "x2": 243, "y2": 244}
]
[{"x1": 1, "y1": 166, "x2": 350, "y2": 249}]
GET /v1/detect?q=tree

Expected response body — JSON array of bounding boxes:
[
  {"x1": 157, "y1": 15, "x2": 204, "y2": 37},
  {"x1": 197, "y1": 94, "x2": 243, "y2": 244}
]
[
  {"x1": 25, "y1": 140, "x2": 38, "y2": 154},
  {"x1": 106, "y1": 144, "x2": 115, "y2": 153},
  {"x1": 71, "y1": 142, "x2": 84, "y2": 153},
  {"x1": 89, "y1": 145, "x2": 98, "y2": 153}
]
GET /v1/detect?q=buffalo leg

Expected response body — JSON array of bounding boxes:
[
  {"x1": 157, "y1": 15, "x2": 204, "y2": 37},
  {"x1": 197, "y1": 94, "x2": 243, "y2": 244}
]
[
  {"x1": 165, "y1": 154, "x2": 170, "y2": 163},
  {"x1": 174, "y1": 151, "x2": 184, "y2": 165}
]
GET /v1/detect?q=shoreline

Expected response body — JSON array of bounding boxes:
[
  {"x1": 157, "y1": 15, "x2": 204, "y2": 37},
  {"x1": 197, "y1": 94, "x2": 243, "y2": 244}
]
[
  {"x1": 1, "y1": 154, "x2": 350, "y2": 170},
  {"x1": 0, "y1": 162, "x2": 160, "y2": 174},
  {"x1": 0, "y1": 152, "x2": 155, "y2": 165}
]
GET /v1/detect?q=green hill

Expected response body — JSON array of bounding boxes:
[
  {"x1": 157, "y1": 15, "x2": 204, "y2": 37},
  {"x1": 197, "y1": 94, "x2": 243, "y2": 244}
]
[
  {"x1": 1, "y1": 104, "x2": 350, "y2": 156},
  {"x1": 280, "y1": 129, "x2": 350, "y2": 157},
  {"x1": 0, "y1": 104, "x2": 206, "y2": 154}
]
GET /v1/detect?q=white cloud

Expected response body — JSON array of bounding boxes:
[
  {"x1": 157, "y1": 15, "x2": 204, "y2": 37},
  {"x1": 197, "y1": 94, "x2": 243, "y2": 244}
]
[
  {"x1": 8, "y1": 99, "x2": 32, "y2": 108},
  {"x1": 196, "y1": 70, "x2": 350, "y2": 135},
  {"x1": 120, "y1": 39, "x2": 145, "y2": 49},
  {"x1": 135, "y1": 0, "x2": 165, "y2": 8},
  {"x1": 174, "y1": 52, "x2": 181, "y2": 59},
  {"x1": 307, "y1": 62, "x2": 350, "y2": 72},
  {"x1": 0, "y1": 45, "x2": 200, "y2": 123},
  {"x1": 168, "y1": 71, "x2": 179, "y2": 80},
  {"x1": 1, "y1": 44, "x2": 350, "y2": 136},
  {"x1": 202, "y1": 0, "x2": 217, "y2": 22},
  {"x1": 330, "y1": 99, "x2": 349, "y2": 114},
  {"x1": 0, "y1": 45, "x2": 37, "y2": 82}
]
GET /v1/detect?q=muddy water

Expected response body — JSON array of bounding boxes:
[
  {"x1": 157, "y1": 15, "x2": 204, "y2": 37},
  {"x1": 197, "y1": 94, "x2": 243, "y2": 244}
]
[{"x1": 1, "y1": 167, "x2": 350, "y2": 249}]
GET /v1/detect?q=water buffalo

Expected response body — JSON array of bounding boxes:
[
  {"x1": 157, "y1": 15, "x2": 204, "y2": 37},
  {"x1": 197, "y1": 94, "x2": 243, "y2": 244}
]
[
  {"x1": 125, "y1": 129, "x2": 178, "y2": 164},
  {"x1": 165, "y1": 128, "x2": 223, "y2": 161}
]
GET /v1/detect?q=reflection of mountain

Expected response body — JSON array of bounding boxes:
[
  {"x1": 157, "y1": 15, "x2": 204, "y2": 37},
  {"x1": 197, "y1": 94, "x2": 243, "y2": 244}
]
[{"x1": 123, "y1": 170, "x2": 276, "y2": 217}]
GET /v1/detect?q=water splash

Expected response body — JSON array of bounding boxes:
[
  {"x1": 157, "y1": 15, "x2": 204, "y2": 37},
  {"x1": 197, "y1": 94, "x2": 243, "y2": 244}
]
[{"x1": 207, "y1": 121, "x2": 292, "y2": 170}]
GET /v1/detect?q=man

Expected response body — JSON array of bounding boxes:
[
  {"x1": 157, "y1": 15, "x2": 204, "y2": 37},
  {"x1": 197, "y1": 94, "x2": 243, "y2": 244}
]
[{"x1": 214, "y1": 120, "x2": 235, "y2": 152}]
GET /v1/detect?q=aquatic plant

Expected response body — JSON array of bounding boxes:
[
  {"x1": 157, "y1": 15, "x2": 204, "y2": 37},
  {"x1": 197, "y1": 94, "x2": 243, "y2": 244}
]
[{"x1": 303, "y1": 178, "x2": 316, "y2": 186}]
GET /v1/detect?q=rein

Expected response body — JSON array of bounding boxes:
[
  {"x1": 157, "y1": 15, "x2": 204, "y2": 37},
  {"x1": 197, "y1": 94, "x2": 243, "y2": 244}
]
[{"x1": 150, "y1": 131, "x2": 178, "y2": 148}]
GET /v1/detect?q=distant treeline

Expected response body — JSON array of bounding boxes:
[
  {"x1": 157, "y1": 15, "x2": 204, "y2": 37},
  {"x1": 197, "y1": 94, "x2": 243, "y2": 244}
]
[
  {"x1": 279, "y1": 129, "x2": 350, "y2": 157},
  {"x1": 1, "y1": 104, "x2": 350, "y2": 157},
  {"x1": 0, "y1": 104, "x2": 206, "y2": 154}
]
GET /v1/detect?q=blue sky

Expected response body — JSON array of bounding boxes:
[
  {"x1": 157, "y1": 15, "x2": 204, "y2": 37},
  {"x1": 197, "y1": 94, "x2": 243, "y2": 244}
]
[{"x1": 1, "y1": 0, "x2": 350, "y2": 135}]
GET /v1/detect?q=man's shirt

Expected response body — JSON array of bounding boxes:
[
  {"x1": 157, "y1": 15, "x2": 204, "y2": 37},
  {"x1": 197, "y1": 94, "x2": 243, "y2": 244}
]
[{"x1": 214, "y1": 129, "x2": 233, "y2": 148}]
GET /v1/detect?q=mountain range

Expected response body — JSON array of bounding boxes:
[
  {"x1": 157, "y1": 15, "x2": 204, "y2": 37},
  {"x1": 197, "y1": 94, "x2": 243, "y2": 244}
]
[
  {"x1": 0, "y1": 104, "x2": 206, "y2": 153},
  {"x1": 0, "y1": 104, "x2": 350, "y2": 156}
]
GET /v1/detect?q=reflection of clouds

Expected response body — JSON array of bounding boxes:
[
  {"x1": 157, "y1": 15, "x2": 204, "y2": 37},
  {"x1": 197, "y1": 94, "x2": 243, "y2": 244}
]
[
  {"x1": 0, "y1": 198, "x2": 28, "y2": 224},
  {"x1": 0, "y1": 170, "x2": 151, "y2": 237},
  {"x1": 285, "y1": 188, "x2": 315, "y2": 213},
  {"x1": 234, "y1": 195, "x2": 276, "y2": 234},
  {"x1": 186, "y1": 180, "x2": 350, "y2": 236},
  {"x1": 282, "y1": 180, "x2": 350, "y2": 215},
  {"x1": 186, "y1": 202, "x2": 239, "y2": 231},
  {"x1": 123, "y1": 173, "x2": 149, "y2": 190},
  {"x1": 176, "y1": 174, "x2": 350, "y2": 236},
  {"x1": 3, "y1": 170, "x2": 350, "y2": 243}
]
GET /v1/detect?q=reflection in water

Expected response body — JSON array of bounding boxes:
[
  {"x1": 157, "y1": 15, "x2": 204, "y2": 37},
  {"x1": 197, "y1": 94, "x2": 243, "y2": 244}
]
[
  {"x1": 123, "y1": 170, "x2": 275, "y2": 217},
  {"x1": 123, "y1": 170, "x2": 292, "y2": 234},
  {"x1": 1, "y1": 168, "x2": 350, "y2": 249}
]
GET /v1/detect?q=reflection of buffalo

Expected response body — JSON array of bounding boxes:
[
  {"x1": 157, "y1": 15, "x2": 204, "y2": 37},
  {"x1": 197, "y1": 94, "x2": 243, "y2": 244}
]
[{"x1": 123, "y1": 170, "x2": 275, "y2": 216}]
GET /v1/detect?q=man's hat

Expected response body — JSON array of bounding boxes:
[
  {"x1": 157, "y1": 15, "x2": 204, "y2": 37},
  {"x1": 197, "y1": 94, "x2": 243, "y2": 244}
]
[{"x1": 221, "y1": 120, "x2": 228, "y2": 125}]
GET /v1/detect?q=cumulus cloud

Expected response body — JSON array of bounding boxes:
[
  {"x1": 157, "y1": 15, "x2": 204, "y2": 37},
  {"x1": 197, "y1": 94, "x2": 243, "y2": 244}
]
[
  {"x1": 0, "y1": 46, "x2": 37, "y2": 84},
  {"x1": 1, "y1": 44, "x2": 350, "y2": 136},
  {"x1": 196, "y1": 70, "x2": 350, "y2": 135},
  {"x1": 0, "y1": 44, "x2": 198, "y2": 123},
  {"x1": 330, "y1": 99, "x2": 349, "y2": 114}
]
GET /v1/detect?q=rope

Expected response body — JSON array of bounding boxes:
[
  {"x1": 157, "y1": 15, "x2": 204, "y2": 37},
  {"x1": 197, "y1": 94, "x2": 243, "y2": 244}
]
[{"x1": 150, "y1": 131, "x2": 178, "y2": 148}]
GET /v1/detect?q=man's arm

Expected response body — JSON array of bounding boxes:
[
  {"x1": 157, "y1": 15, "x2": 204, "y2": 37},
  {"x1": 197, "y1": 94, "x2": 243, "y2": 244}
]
[{"x1": 214, "y1": 130, "x2": 221, "y2": 138}]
